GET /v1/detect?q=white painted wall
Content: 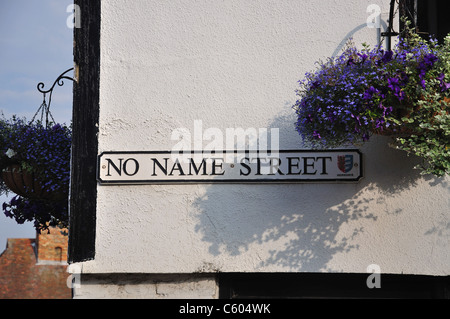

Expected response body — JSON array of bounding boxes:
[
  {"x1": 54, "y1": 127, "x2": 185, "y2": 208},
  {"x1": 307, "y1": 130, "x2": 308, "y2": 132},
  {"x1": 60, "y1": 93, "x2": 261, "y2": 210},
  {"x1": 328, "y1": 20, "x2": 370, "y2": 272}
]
[{"x1": 78, "y1": 0, "x2": 449, "y2": 276}]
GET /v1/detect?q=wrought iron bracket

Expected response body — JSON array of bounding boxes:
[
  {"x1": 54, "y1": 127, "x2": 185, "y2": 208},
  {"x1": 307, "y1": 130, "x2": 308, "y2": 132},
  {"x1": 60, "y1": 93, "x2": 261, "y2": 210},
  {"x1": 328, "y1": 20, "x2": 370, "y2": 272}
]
[{"x1": 33, "y1": 68, "x2": 75, "y2": 126}]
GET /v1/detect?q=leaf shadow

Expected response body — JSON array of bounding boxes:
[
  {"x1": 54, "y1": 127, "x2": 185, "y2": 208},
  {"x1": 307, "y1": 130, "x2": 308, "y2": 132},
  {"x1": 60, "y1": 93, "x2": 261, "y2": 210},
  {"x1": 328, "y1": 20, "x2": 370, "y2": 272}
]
[{"x1": 192, "y1": 109, "x2": 425, "y2": 271}]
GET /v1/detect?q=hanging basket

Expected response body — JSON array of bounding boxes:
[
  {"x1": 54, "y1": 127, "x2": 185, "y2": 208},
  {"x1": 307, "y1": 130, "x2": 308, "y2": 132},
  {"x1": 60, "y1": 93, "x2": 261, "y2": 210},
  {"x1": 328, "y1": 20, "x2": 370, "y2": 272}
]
[
  {"x1": 1, "y1": 164, "x2": 66, "y2": 201},
  {"x1": 374, "y1": 97, "x2": 450, "y2": 137},
  {"x1": 372, "y1": 125, "x2": 417, "y2": 137},
  {"x1": 371, "y1": 103, "x2": 417, "y2": 137}
]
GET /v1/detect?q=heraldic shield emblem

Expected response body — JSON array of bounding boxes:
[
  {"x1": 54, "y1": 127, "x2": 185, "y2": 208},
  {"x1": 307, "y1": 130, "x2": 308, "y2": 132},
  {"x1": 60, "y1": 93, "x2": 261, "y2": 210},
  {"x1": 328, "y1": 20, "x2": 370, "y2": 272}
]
[{"x1": 338, "y1": 155, "x2": 353, "y2": 173}]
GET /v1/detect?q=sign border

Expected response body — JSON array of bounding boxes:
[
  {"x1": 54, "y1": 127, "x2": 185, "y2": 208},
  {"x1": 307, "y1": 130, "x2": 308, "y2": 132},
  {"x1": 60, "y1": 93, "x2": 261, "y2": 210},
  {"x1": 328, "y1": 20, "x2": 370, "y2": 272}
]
[{"x1": 97, "y1": 149, "x2": 363, "y2": 185}]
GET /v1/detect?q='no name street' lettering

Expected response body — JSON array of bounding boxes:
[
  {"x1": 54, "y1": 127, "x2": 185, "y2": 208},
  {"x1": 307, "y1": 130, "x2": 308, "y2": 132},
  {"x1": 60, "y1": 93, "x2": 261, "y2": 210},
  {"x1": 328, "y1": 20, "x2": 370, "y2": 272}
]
[{"x1": 97, "y1": 150, "x2": 363, "y2": 184}]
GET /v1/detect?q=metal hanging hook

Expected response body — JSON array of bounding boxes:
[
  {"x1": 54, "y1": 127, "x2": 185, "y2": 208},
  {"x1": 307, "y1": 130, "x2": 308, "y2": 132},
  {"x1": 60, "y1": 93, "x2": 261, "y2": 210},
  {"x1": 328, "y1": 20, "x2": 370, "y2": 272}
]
[
  {"x1": 33, "y1": 68, "x2": 75, "y2": 127},
  {"x1": 381, "y1": 0, "x2": 399, "y2": 51}
]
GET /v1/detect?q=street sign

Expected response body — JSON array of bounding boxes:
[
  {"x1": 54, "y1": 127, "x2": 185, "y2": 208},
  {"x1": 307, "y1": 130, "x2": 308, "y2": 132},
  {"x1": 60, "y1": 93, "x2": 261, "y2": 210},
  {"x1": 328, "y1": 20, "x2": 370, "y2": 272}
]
[{"x1": 97, "y1": 150, "x2": 363, "y2": 184}]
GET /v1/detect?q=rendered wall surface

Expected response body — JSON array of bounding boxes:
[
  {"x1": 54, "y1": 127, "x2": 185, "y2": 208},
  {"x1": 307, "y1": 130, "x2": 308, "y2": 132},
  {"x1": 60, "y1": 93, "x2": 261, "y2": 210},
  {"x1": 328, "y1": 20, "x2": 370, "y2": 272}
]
[{"x1": 76, "y1": 0, "x2": 450, "y2": 276}]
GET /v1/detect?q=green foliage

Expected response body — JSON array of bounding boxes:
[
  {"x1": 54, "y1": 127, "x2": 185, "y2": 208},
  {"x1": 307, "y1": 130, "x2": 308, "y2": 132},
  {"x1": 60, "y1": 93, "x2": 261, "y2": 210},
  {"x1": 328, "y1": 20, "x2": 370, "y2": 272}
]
[
  {"x1": 390, "y1": 30, "x2": 450, "y2": 177},
  {"x1": 293, "y1": 19, "x2": 449, "y2": 177}
]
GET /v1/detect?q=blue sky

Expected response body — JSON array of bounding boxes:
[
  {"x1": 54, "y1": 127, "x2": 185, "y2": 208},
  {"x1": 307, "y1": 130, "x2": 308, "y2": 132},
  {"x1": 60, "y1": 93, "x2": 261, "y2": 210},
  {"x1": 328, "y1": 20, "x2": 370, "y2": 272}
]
[{"x1": 0, "y1": 0, "x2": 73, "y2": 253}]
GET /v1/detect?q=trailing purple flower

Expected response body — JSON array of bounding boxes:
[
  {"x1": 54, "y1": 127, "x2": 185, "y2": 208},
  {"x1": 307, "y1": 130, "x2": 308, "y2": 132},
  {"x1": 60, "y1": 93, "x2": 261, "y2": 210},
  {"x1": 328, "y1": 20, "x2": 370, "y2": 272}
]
[
  {"x1": 293, "y1": 30, "x2": 448, "y2": 149},
  {"x1": 0, "y1": 116, "x2": 71, "y2": 232},
  {"x1": 292, "y1": 21, "x2": 450, "y2": 176}
]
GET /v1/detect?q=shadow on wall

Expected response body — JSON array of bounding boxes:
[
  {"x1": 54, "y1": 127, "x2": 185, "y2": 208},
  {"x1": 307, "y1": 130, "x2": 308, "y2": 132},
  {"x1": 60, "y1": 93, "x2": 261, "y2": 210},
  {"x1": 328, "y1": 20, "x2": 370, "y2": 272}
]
[
  {"x1": 192, "y1": 20, "x2": 449, "y2": 272},
  {"x1": 192, "y1": 108, "x2": 447, "y2": 272}
]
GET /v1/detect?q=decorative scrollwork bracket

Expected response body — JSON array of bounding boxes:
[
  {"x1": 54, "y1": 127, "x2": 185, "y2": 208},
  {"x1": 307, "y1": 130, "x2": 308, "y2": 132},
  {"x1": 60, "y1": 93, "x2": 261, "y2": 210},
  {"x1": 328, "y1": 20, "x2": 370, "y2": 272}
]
[{"x1": 33, "y1": 68, "x2": 75, "y2": 127}]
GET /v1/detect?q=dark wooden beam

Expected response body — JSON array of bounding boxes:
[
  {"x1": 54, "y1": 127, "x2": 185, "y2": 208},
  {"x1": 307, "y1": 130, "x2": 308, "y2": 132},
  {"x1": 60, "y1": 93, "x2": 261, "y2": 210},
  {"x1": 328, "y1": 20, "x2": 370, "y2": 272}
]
[{"x1": 68, "y1": 0, "x2": 100, "y2": 263}]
